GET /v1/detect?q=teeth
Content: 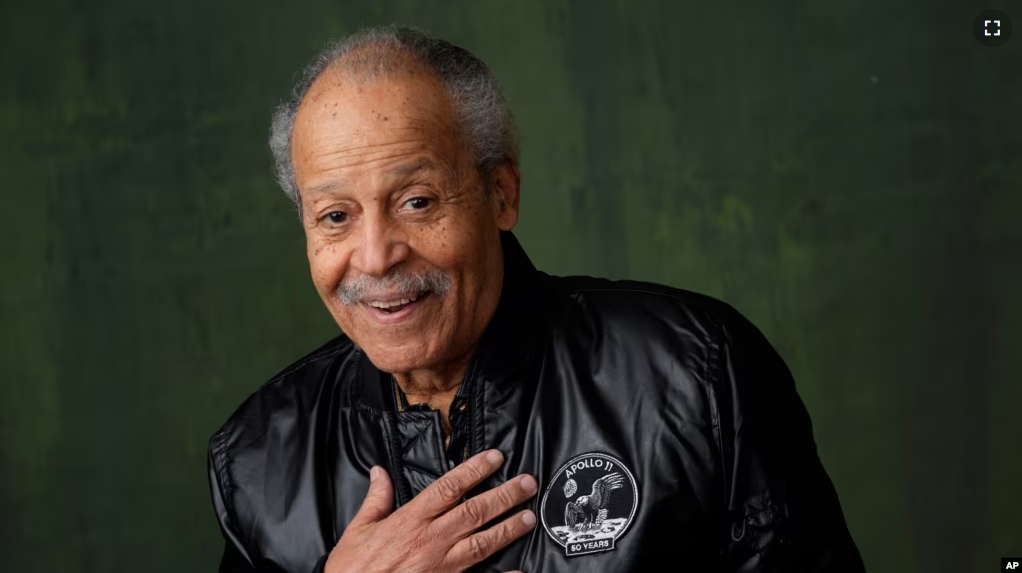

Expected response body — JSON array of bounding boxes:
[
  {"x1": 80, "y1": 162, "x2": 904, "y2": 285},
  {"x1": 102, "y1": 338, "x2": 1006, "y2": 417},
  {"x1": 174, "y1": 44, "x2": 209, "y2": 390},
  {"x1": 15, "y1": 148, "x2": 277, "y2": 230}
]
[{"x1": 368, "y1": 293, "x2": 420, "y2": 309}]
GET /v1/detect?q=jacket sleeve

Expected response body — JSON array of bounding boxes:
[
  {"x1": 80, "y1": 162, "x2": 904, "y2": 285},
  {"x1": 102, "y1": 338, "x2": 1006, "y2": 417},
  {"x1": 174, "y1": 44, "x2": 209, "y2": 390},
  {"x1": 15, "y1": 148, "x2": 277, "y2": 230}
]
[
  {"x1": 714, "y1": 307, "x2": 865, "y2": 572},
  {"x1": 208, "y1": 431, "x2": 256, "y2": 573}
]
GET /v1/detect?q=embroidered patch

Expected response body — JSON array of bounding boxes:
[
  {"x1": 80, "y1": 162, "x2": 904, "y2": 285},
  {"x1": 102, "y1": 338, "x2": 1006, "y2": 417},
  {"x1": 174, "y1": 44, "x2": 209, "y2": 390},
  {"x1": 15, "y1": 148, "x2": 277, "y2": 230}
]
[{"x1": 539, "y1": 452, "x2": 639, "y2": 557}]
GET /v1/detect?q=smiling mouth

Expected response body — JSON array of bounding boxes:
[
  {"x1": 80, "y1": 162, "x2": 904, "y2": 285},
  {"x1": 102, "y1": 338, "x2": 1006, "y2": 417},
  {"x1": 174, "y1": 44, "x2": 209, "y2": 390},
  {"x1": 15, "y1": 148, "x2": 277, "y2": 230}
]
[{"x1": 365, "y1": 292, "x2": 428, "y2": 314}]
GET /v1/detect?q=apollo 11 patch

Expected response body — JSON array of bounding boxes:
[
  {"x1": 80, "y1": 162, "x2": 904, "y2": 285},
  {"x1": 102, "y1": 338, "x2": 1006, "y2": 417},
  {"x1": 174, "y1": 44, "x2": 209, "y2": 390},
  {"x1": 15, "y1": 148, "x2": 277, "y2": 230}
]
[{"x1": 539, "y1": 452, "x2": 639, "y2": 557}]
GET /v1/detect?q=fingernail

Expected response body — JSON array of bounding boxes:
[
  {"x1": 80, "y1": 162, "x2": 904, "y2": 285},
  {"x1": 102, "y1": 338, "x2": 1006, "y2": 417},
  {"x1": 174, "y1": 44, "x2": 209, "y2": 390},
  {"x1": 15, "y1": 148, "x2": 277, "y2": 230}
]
[
  {"x1": 370, "y1": 466, "x2": 381, "y2": 483},
  {"x1": 522, "y1": 510, "x2": 536, "y2": 527},
  {"x1": 486, "y1": 449, "x2": 503, "y2": 465},
  {"x1": 520, "y1": 475, "x2": 537, "y2": 495}
]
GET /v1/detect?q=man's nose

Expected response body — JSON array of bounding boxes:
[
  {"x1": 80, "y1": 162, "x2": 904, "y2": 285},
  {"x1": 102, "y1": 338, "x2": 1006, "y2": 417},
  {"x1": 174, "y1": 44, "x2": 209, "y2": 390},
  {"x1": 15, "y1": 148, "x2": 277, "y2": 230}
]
[{"x1": 351, "y1": 215, "x2": 409, "y2": 277}]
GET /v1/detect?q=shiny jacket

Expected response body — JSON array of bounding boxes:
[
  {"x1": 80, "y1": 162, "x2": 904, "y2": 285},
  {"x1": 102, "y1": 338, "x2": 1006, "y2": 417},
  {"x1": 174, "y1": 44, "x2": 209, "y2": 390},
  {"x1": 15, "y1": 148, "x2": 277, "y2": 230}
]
[{"x1": 208, "y1": 232, "x2": 865, "y2": 572}]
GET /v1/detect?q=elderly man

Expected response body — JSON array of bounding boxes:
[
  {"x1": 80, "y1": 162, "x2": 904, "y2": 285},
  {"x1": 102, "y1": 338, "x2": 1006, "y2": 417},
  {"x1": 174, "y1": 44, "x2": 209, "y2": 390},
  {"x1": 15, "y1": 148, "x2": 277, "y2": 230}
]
[{"x1": 207, "y1": 25, "x2": 865, "y2": 573}]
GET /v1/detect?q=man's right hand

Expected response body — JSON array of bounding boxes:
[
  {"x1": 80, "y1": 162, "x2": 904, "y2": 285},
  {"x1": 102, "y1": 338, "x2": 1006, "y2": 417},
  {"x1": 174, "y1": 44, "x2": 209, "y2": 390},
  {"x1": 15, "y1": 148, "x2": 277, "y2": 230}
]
[{"x1": 323, "y1": 449, "x2": 538, "y2": 573}]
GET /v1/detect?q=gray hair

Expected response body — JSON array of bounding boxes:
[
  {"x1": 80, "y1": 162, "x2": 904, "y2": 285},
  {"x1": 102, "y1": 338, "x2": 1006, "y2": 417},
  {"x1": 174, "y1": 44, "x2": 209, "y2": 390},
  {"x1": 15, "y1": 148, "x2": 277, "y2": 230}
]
[{"x1": 268, "y1": 24, "x2": 520, "y2": 216}]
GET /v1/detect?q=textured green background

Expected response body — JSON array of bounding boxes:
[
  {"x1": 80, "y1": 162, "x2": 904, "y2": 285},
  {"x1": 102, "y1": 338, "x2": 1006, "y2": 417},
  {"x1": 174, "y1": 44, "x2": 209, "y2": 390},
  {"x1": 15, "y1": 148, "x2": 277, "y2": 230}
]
[{"x1": 1, "y1": 0, "x2": 1020, "y2": 571}]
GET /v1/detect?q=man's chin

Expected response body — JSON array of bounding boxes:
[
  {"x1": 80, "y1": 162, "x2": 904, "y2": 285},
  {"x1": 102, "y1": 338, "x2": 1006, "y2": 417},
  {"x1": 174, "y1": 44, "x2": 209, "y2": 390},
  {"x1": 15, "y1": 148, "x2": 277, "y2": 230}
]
[
  {"x1": 333, "y1": 300, "x2": 457, "y2": 374},
  {"x1": 359, "y1": 344, "x2": 437, "y2": 375}
]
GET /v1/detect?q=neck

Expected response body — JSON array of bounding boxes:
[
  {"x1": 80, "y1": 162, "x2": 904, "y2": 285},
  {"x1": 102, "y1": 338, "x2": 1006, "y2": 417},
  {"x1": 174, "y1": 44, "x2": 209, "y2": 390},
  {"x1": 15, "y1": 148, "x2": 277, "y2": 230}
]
[{"x1": 393, "y1": 351, "x2": 473, "y2": 435}]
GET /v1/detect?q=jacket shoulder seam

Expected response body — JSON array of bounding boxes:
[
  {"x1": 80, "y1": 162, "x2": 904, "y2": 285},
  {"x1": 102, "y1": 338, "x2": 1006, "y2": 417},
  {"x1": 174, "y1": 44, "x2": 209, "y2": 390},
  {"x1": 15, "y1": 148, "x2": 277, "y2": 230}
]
[
  {"x1": 704, "y1": 313, "x2": 734, "y2": 552},
  {"x1": 211, "y1": 426, "x2": 237, "y2": 529}
]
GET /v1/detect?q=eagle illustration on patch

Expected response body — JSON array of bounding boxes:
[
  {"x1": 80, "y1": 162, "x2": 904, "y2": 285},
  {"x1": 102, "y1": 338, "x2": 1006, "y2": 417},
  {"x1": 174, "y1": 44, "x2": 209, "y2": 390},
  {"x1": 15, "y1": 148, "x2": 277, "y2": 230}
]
[{"x1": 539, "y1": 452, "x2": 639, "y2": 557}]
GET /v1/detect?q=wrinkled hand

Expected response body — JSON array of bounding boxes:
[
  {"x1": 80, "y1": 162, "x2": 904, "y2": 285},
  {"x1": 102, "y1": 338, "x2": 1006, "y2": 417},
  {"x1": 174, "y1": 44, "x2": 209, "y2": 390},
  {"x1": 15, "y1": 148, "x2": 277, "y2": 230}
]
[{"x1": 324, "y1": 449, "x2": 538, "y2": 573}]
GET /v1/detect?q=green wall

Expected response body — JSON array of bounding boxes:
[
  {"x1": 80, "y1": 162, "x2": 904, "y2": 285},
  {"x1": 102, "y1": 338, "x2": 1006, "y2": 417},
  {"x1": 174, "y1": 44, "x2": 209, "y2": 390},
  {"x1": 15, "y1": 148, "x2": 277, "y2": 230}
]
[{"x1": 1, "y1": 1, "x2": 1019, "y2": 571}]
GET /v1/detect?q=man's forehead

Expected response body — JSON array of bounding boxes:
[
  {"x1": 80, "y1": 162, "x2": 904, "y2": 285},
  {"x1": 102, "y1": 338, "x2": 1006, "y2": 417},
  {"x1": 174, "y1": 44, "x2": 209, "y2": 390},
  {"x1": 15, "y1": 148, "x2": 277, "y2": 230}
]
[
  {"x1": 292, "y1": 97, "x2": 459, "y2": 187},
  {"x1": 303, "y1": 157, "x2": 440, "y2": 198},
  {"x1": 295, "y1": 69, "x2": 456, "y2": 144},
  {"x1": 290, "y1": 60, "x2": 468, "y2": 201}
]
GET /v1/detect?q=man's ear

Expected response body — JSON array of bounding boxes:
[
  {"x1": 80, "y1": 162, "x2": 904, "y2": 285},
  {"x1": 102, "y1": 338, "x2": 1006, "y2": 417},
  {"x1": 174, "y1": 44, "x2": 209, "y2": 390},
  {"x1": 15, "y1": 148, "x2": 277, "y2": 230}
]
[{"x1": 487, "y1": 159, "x2": 521, "y2": 231}]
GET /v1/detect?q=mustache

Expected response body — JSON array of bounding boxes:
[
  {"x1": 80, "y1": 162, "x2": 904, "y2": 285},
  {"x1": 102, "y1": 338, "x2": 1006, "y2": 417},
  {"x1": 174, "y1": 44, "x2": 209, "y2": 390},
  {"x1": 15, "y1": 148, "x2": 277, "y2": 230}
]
[{"x1": 335, "y1": 267, "x2": 452, "y2": 305}]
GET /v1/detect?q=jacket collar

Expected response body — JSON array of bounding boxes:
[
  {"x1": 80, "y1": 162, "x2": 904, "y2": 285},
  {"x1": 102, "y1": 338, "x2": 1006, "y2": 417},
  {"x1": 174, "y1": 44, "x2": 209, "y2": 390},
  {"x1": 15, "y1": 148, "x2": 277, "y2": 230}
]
[
  {"x1": 462, "y1": 231, "x2": 540, "y2": 380},
  {"x1": 500, "y1": 230, "x2": 536, "y2": 276}
]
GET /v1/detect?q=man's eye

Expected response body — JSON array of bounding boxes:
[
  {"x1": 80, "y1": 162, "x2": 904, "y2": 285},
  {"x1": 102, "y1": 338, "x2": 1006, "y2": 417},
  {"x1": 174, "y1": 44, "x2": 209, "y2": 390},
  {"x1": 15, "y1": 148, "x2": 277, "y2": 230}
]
[
  {"x1": 404, "y1": 197, "x2": 431, "y2": 210},
  {"x1": 323, "y1": 211, "x2": 348, "y2": 224}
]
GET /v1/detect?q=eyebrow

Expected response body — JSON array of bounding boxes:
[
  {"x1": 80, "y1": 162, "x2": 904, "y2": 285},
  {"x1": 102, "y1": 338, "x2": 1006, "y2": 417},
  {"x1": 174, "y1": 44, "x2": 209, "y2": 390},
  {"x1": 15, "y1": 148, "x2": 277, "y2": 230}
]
[{"x1": 303, "y1": 159, "x2": 437, "y2": 198}]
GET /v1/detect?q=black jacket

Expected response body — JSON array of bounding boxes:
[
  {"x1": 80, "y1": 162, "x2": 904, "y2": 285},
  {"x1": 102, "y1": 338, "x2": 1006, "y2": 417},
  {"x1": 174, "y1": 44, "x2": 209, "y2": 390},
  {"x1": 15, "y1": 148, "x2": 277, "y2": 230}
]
[{"x1": 208, "y1": 232, "x2": 865, "y2": 572}]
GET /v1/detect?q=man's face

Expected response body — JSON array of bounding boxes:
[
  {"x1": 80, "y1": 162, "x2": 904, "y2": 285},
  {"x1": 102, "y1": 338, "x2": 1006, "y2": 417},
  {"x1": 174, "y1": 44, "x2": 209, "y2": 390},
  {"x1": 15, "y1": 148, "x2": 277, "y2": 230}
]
[{"x1": 290, "y1": 65, "x2": 519, "y2": 374}]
